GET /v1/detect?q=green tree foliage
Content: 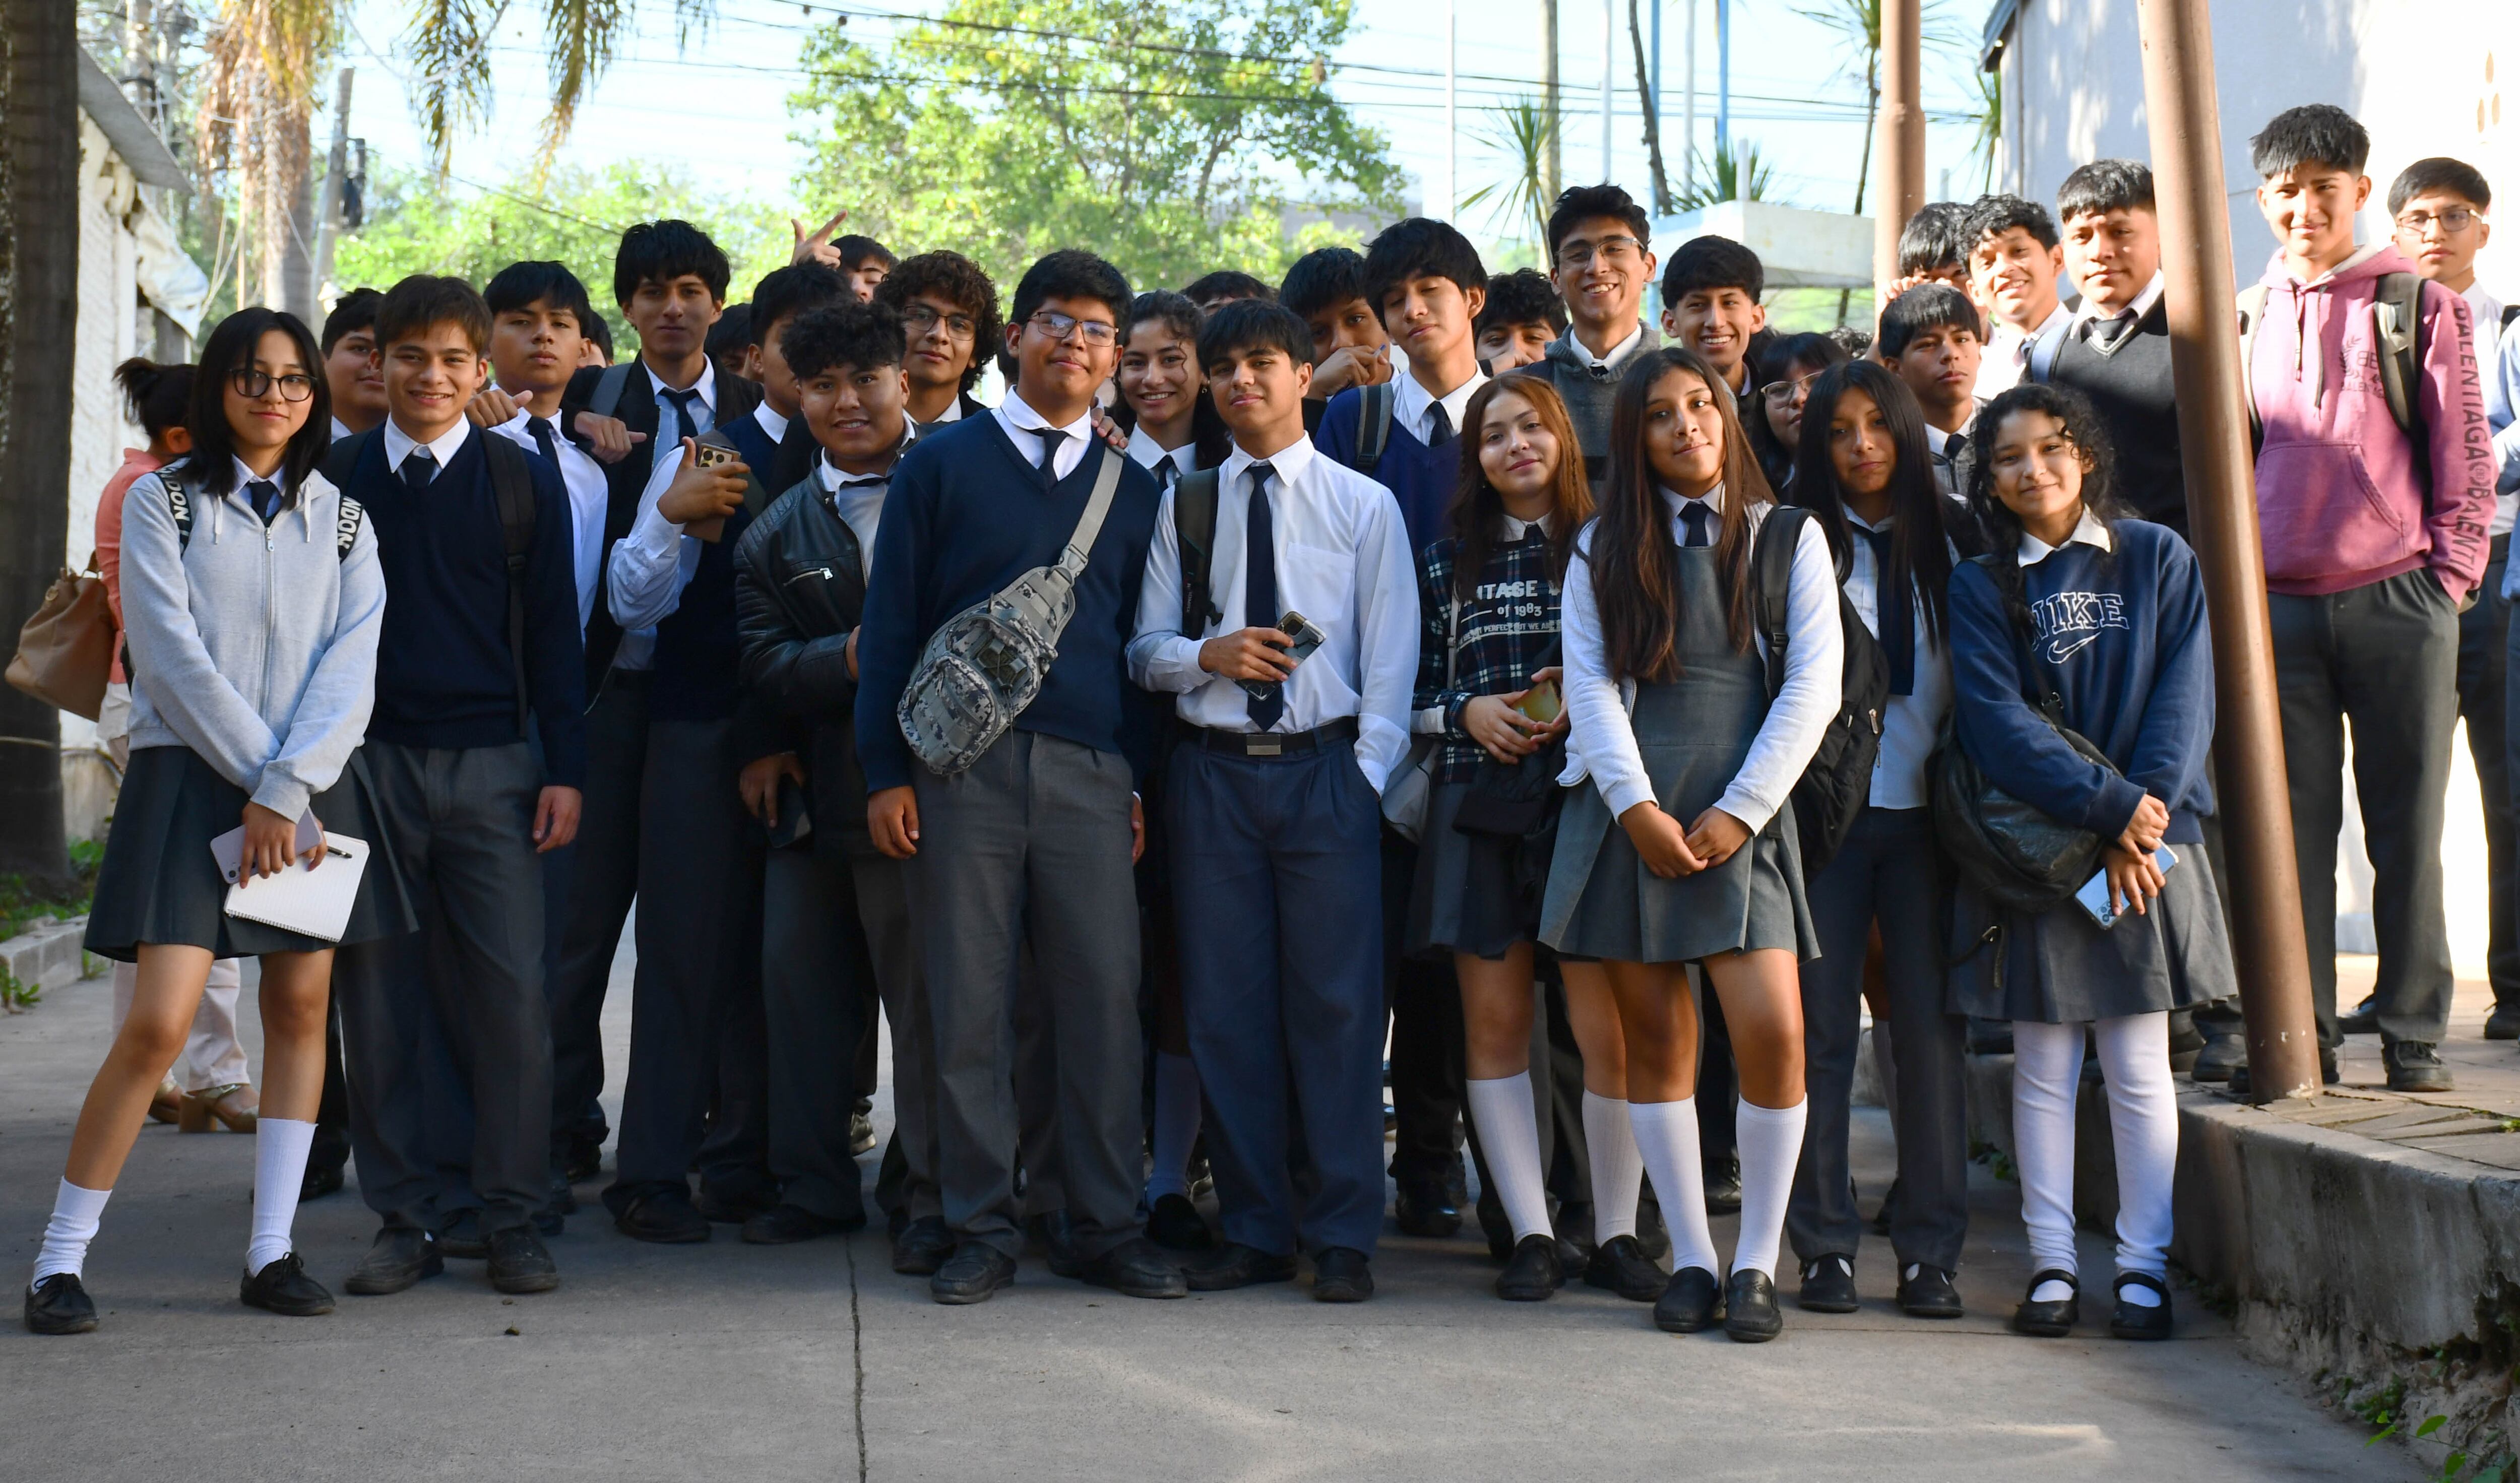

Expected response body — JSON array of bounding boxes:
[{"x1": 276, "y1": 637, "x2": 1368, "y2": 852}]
[{"x1": 785, "y1": 0, "x2": 1404, "y2": 294}]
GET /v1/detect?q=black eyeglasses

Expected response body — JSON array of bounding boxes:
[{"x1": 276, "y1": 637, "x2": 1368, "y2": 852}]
[
  {"x1": 230, "y1": 369, "x2": 317, "y2": 403},
  {"x1": 1026, "y1": 310, "x2": 1120, "y2": 347},
  {"x1": 2396, "y1": 206, "x2": 2478, "y2": 235},
  {"x1": 904, "y1": 305, "x2": 978, "y2": 340}
]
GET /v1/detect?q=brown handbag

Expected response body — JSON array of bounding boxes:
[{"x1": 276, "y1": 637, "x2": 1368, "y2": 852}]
[{"x1": 7, "y1": 557, "x2": 114, "y2": 721}]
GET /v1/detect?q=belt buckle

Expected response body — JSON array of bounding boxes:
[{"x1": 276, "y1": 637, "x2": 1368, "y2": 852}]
[{"x1": 1246, "y1": 734, "x2": 1282, "y2": 757}]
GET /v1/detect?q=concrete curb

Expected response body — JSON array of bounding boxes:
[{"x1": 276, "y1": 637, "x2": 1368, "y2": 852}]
[{"x1": 0, "y1": 915, "x2": 92, "y2": 1009}]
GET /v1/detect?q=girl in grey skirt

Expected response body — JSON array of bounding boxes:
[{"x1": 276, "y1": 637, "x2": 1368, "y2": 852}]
[
  {"x1": 26, "y1": 308, "x2": 409, "y2": 1336},
  {"x1": 1542, "y1": 347, "x2": 1842, "y2": 1342},
  {"x1": 1947, "y1": 383, "x2": 2234, "y2": 1344}
]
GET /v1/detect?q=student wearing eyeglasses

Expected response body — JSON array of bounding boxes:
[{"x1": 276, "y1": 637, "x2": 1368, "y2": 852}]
[
  {"x1": 874, "y1": 251, "x2": 1003, "y2": 433},
  {"x1": 1511, "y1": 184, "x2": 1664, "y2": 489}
]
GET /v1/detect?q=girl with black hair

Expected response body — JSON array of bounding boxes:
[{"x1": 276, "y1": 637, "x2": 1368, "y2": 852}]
[
  {"x1": 1948, "y1": 382, "x2": 2232, "y2": 1343},
  {"x1": 1779, "y1": 362, "x2": 1975, "y2": 1321},
  {"x1": 1745, "y1": 331, "x2": 1850, "y2": 493},
  {"x1": 1115, "y1": 291, "x2": 1232, "y2": 486},
  {"x1": 26, "y1": 308, "x2": 414, "y2": 1335},
  {"x1": 1542, "y1": 345, "x2": 1842, "y2": 1341}
]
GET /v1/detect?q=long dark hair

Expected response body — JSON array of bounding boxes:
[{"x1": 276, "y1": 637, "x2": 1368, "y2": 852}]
[
  {"x1": 1965, "y1": 381, "x2": 2131, "y2": 637},
  {"x1": 184, "y1": 307, "x2": 332, "y2": 499},
  {"x1": 1792, "y1": 361, "x2": 1957, "y2": 649},
  {"x1": 1744, "y1": 331, "x2": 1848, "y2": 491},
  {"x1": 1589, "y1": 345, "x2": 1773, "y2": 682},
  {"x1": 1450, "y1": 377, "x2": 1592, "y2": 600}
]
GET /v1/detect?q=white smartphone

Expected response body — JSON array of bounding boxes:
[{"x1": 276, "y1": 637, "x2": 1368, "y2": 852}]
[
  {"x1": 2076, "y1": 845, "x2": 2178, "y2": 930},
  {"x1": 209, "y1": 812, "x2": 323, "y2": 884}
]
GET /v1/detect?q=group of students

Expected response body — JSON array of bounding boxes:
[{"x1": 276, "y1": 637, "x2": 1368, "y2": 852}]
[{"x1": 23, "y1": 95, "x2": 2511, "y2": 1349}]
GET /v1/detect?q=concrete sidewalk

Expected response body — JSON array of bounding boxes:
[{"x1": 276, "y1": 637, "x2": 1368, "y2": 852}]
[{"x1": 0, "y1": 956, "x2": 2390, "y2": 1481}]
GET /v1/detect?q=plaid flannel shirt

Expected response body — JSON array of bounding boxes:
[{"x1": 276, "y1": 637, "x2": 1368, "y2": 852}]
[{"x1": 1414, "y1": 524, "x2": 1562, "y2": 783}]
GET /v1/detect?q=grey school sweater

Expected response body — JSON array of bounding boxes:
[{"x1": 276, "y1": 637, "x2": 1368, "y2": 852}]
[
  {"x1": 118, "y1": 458, "x2": 386, "y2": 821},
  {"x1": 1510, "y1": 321, "x2": 1663, "y2": 487}
]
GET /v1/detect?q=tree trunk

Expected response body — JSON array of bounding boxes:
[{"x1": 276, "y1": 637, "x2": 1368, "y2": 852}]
[
  {"x1": 1628, "y1": 0, "x2": 1672, "y2": 215},
  {"x1": 0, "y1": 0, "x2": 78, "y2": 888}
]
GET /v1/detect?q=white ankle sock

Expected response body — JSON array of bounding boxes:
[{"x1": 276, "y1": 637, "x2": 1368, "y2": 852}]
[
  {"x1": 1147, "y1": 1052, "x2": 1202, "y2": 1201},
  {"x1": 34, "y1": 1179, "x2": 111, "y2": 1284},
  {"x1": 1731, "y1": 1099, "x2": 1809, "y2": 1279},
  {"x1": 1581, "y1": 1091, "x2": 1643, "y2": 1244},
  {"x1": 1628, "y1": 1099, "x2": 1718, "y2": 1276},
  {"x1": 248, "y1": 1118, "x2": 317, "y2": 1274},
  {"x1": 1465, "y1": 1073, "x2": 1552, "y2": 1242}
]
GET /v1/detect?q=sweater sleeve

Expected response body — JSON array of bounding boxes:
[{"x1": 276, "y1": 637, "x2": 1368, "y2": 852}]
[
  {"x1": 2420, "y1": 281, "x2": 2495, "y2": 598},
  {"x1": 525, "y1": 458, "x2": 589, "y2": 789},
  {"x1": 1560, "y1": 524, "x2": 1653, "y2": 817},
  {"x1": 253, "y1": 483, "x2": 385, "y2": 820},
  {"x1": 1713, "y1": 514, "x2": 1843, "y2": 833},
  {"x1": 853, "y1": 450, "x2": 932, "y2": 794},
  {"x1": 116, "y1": 473, "x2": 281, "y2": 790},
  {"x1": 1948, "y1": 560, "x2": 2146, "y2": 837},
  {"x1": 2123, "y1": 533, "x2": 2217, "y2": 817}
]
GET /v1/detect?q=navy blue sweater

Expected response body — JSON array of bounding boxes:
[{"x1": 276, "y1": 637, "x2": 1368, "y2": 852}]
[
  {"x1": 1316, "y1": 386, "x2": 1456, "y2": 553},
  {"x1": 649, "y1": 409, "x2": 775, "y2": 722},
  {"x1": 1948, "y1": 517, "x2": 2215, "y2": 843},
  {"x1": 853, "y1": 415, "x2": 1162, "y2": 793},
  {"x1": 343, "y1": 427, "x2": 588, "y2": 786}
]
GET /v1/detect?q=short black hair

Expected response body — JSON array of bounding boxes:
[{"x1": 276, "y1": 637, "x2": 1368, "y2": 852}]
[
  {"x1": 114, "y1": 357, "x2": 195, "y2": 441},
  {"x1": 750, "y1": 263, "x2": 851, "y2": 344},
  {"x1": 1545, "y1": 182, "x2": 1652, "y2": 259},
  {"x1": 1660, "y1": 235, "x2": 1765, "y2": 306},
  {"x1": 835, "y1": 234, "x2": 895, "y2": 272},
  {"x1": 707, "y1": 305, "x2": 751, "y2": 365},
  {"x1": 1278, "y1": 246, "x2": 1369, "y2": 320},
  {"x1": 1182, "y1": 270, "x2": 1274, "y2": 305},
  {"x1": 582, "y1": 312, "x2": 614, "y2": 362},
  {"x1": 2389, "y1": 156, "x2": 2492, "y2": 215},
  {"x1": 1125, "y1": 290, "x2": 1204, "y2": 347},
  {"x1": 1197, "y1": 298, "x2": 1313, "y2": 373},
  {"x1": 1876, "y1": 282, "x2": 1984, "y2": 359},
  {"x1": 2056, "y1": 160, "x2": 2156, "y2": 224},
  {"x1": 1010, "y1": 249, "x2": 1131, "y2": 336},
  {"x1": 320, "y1": 288, "x2": 383, "y2": 354},
  {"x1": 873, "y1": 250, "x2": 1004, "y2": 392},
  {"x1": 186, "y1": 306, "x2": 332, "y2": 499},
  {"x1": 2249, "y1": 103, "x2": 2369, "y2": 179},
  {"x1": 781, "y1": 300, "x2": 907, "y2": 381},
  {"x1": 1476, "y1": 268, "x2": 1566, "y2": 337},
  {"x1": 1362, "y1": 217, "x2": 1487, "y2": 312},
  {"x1": 376, "y1": 273, "x2": 492, "y2": 353},
  {"x1": 482, "y1": 261, "x2": 599, "y2": 333},
  {"x1": 1897, "y1": 202, "x2": 1971, "y2": 276},
  {"x1": 611, "y1": 218, "x2": 731, "y2": 306},
  {"x1": 1964, "y1": 193, "x2": 2060, "y2": 253}
]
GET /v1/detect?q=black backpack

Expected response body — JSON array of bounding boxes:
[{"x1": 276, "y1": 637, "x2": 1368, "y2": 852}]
[{"x1": 1752, "y1": 505, "x2": 1888, "y2": 876}]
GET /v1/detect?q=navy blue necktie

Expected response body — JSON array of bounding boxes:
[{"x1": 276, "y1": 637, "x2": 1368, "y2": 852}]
[
  {"x1": 246, "y1": 478, "x2": 281, "y2": 525},
  {"x1": 400, "y1": 448, "x2": 436, "y2": 495},
  {"x1": 1426, "y1": 400, "x2": 1455, "y2": 446},
  {"x1": 1857, "y1": 524, "x2": 1916, "y2": 696},
  {"x1": 1680, "y1": 500, "x2": 1716, "y2": 548},
  {"x1": 661, "y1": 388, "x2": 702, "y2": 451},
  {"x1": 1034, "y1": 427, "x2": 1068, "y2": 481},
  {"x1": 527, "y1": 415, "x2": 560, "y2": 467},
  {"x1": 1244, "y1": 461, "x2": 1282, "y2": 730}
]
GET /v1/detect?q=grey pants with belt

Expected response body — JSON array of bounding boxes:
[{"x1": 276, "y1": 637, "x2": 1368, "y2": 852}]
[{"x1": 912, "y1": 730, "x2": 1143, "y2": 1261}]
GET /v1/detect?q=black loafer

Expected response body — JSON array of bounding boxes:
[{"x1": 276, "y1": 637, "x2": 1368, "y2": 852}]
[
  {"x1": 1654, "y1": 1266, "x2": 1725, "y2": 1332},
  {"x1": 1144, "y1": 1193, "x2": 1214, "y2": 1252},
  {"x1": 2109, "y1": 1271, "x2": 2173, "y2": 1340},
  {"x1": 1496, "y1": 1233, "x2": 1565, "y2": 1301},
  {"x1": 1896, "y1": 1264, "x2": 1964, "y2": 1319},
  {"x1": 1393, "y1": 1178, "x2": 1461, "y2": 1238},
  {"x1": 436, "y1": 1209, "x2": 488, "y2": 1259},
  {"x1": 1723, "y1": 1268, "x2": 1784, "y2": 1342},
  {"x1": 299, "y1": 1161, "x2": 346, "y2": 1202},
  {"x1": 1056, "y1": 1236, "x2": 1187, "y2": 1299},
  {"x1": 2010, "y1": 1268, "x2": 2080, "y2": 1337},
  {"x1": 930, "y1": 1242, "x2": 1018, "y2": 1305},
  {"x1": 1703, "y1": 1158, "x2": 1743, "y2": 1215},
  {"x1": 241, "y1": 1252, "x2": 335, "y2": 1316},
  {"x1": 2337, "y1": 994, "x2": 2380, "y2": 1036},
  {"x1": 1312, "y1": 1246, "x2": 1374, "y2": 1303},
  {"x1": 613, "y1": 1188, "x2": 712, "y2": 1244},
  {"x1": 1584, "y1": 1234, "x2": 1666, "y2": 1302},
  {"x1": 345, "y1": 1227, "x2": 443, "y2": 1296},
  {"x1": 743, "y1": 1203, "x2": 863, "y2": 1245},
  {"x1": 2383, "y1": 1040, "x2": 2454, "y2": 1093},
  {"x1": 1797, "y1": 1254, "x2": 1859, "y2": 1313},
  {"x1": 1186, "y1": 1242, "x2": 1299, "y2": 1292},
  {"x1": 488, "y1": 1227, "x2": 560, "y2": 1295},
  {"x1": 892, "y1": 1215, "x2": 954, "y2": 1275},
  {"x1": 2486, "y1": 1005, "x2": 2520, "y2": 1042},
  {"x1": 24, "y1": 1273, "x2": 99, "y2": 1334}
]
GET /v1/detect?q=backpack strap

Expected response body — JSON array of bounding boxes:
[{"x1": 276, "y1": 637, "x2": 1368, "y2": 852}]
[
  {"x1": 1174, "y1": 467, "x2": 1224, "y2": 637},
  {"x1": 1354, "y1": 381, "x2": 1397, "y2": 476},
  {"x1": 589, "y1": 361, "x2": 635, "y2": 421},
  {"x1": 478, "y1": 432, "x2": 540, "y2": 740},
  {"x1": 2372, "y1": 271, "x2": 2425, "y2": 443},
  {"x1": 1752, "y1": 505, "x2": 1805, "y2": 698},
  {"x1": 334, "y1": 498, "x2": 364, "y2": 561},
  {"x1": 161, "y1": 457, "x2": 197, "y2": 552},
  {"x1": 2236, "y1": 283, "x2": 2270, "y2": 448}
]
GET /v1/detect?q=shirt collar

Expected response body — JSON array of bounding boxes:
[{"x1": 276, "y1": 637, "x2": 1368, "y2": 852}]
[
  {"x1": 754, "y1": 401, "x2": 790, "y2": 443},
  {"x1": 1392, "y1": 364, "x2": 1488, "y2": 441},
  {"x1": 922, "y1": 395, "x2": 967, "y2": 427},
  {"x1": 816, "y1": 423, "x2": 916, "y2": 491},
  {"x1": 2018, "y1": 508, "x2": 2114, "y2": 565},
  {"x1": 1498, "y1": 511, "x2": 1555, "y2": 541},
  {"x1": 330, "y1": 417, "x2": 354, "y2": 443},
  {"x1": 381, "y1": 415, "x2": 471, "y2": 474},
  {"x1": 2072, "y1": 272, "x2": 2165, "y2": 328},
  {"x1": 1657, "y1": 482, "x2": 1725, "y2": 518},
  {"x1": 649, "y1": 356, "x2": 717, "y2": 412},
  {"x1": 1848, "y1": 507, "x2": 1893, "y2": 534},
  {"x1": 230, "y1": 456, "x2": 284, "y2": 497},
  {"x1": 1125, "y1": 421, "x2": 1194, "y2": 474},
  {"x1": 1580, "y1": 321, "x2": 1647, "y2": 372},
  {"x1": 996, "y1": 386, "x2": 1096, "y2": 443},
  {"x1": 1221, "y1": 434, "x2": 1317, "y2": 491}
]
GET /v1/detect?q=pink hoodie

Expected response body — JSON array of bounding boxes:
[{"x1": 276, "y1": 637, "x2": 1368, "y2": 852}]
[{"x1": 2247, "y1": 242, "x2": 2494, "y2": 598}]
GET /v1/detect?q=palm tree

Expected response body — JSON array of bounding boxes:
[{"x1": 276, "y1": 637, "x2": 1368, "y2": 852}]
[
  {"x1": 1462, "y1": 97, "x2": 1561, "y2": 248},
  {"x1": 1672, "y1": 138, "x2": 1776, "y2": 210},
  {"x1": 1967, "y1": 67, "x2": 2002, "y2": 192}
]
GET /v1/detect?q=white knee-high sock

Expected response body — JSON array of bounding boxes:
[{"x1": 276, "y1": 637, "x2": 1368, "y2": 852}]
[
  {"x1": 2012, "y1": 1019, "x2": 2084, "y2": 1302},
  {"x1": 33, "y1": 1179, "x2": 111, "y2": 1284},
  {"x1": 1582, "y1": 1091, "x2": 1643, "y2": 1244},
  {"x1": 247, "y1": 1118, "x2": 317, "y2": 1273},
  {"x1": 1465, "y1": 1073, "x2": 1552, "y2": 1242},
  {"x1": 1146, "y1": 1052, "x2": 1203, "y2": 1201},
  {"x1": 1628, "y1": 1099, "x2": 1718, "y2": 1275},
  {"x1": 2094, "y1": 1012, "x2": 2176, "y2": 1302},
  {"x1": 1731, "y1": 1099, "x2": 1808, "y2": 1279}
]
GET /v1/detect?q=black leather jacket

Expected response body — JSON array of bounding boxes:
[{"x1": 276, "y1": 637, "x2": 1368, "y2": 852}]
[{"x1": 733, "y1": 474, "x2": 872, "y2": 841}]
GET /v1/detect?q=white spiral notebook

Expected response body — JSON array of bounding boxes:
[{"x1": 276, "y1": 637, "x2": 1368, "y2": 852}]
[{"x1": 220, "y1": 833, "x2": 369, "y2": 943}]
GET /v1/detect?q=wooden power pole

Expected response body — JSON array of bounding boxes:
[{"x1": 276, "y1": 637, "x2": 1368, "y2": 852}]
[
  {"x1": 1872, "y1": 0, "x2": 1926, "y2": 297},
  {"x1": 1542, "y1": 0, "x2": 1563, "y2": 201}
]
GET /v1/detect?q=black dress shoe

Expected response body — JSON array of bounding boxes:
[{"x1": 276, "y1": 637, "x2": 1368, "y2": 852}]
[
  {"x1": 1797, "y1": 1254, "x2": 1859, "y2": 1313},
  {"x1": 1022, "y1": 1209, "x2": 1074, "y2": 1253},
  {"x1": 2487, "y1": 1004, "x2": 2520, "y2": 1042},
  {"x1": 2384, "y1": 1040, "x2": 2454, "y2": 1093},
  {"x1": 743, "y1": 1203, "x2": 863, "y2": 1245},
  {"x1": 1584, "y1": 1235, "x2": 1666, "y2": 1302},
  {"x1": 613, "y1": 1187, "x2": 712, "y2": 1244},
  {"x1": 1495, "y1": 1234, "x2": 1564, "y2": 1301},
  {"x1": 1312, "y1": 1246, "x2": 1374, "y2": 1303},
  {"x1": 1393, "y1": 1177, "x2": 1461, "y2": 1238},
  {"x1": 1653, "y1": 1266, "x2": 1724, "y2": 1333},
  {"x1": 488, "y1": 1226, "x2": 561, "y2": 1295},
  {"x1": 1055, "y1": 1236, "x2": 1187, "y2": 1299},
  {"x1": 1896, "y1": 1264, "x2": 1964, "y2": 1318},
  {"x1": 2337, "y1": 994, "x2": 2381, "y2": 1036},
  {"x1": 1187, "y1": 1242, "x2": 1299, "y2": 1291},
  {"x1": 1703, "y1": 1158, "x2": 1743, "y2": 1215},
  {"x1": 24, "y1": 1273, "x2": 98, "y2": 1334},
  {"x1": 893, "y1": 1215, "x2": 954, "y2": 1276},
  {"x1": 930, "y1": 1242, "x2": 1018, "y2": 1305},
  {"x1": 2109, "y1": 1271, "x2": 2173, "y2": 1339},
  {"x1": 299, "y1": 1162, "x2": 345, "y2": 1202},
  {"x1": 437, "y1": 1209, "x2": 488, "y2": 1259},
  {"x1": 241, "y1": 1252, "x2": 335, "y2": 1316},
  {"x1": 2011, "y1": 1268, "x2": 2080, "y2": 1337},
  {"x1": 345, "y1": 1227, "x2": 443, "y2": 1296},
  {"x1": 1723, "y1": 1268, "x2": 1784, "y2": 1342},
  {"x1": 1144, "y1": 1193, "x2": 1214, "y2": 1252}
]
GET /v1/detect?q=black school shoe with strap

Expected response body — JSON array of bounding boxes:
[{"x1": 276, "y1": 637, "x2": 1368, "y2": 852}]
[
  {"x1": 240, "y1": 1252, "x2": 335, "y2": 1316},
  {"x1": 24, "y1": 1273, "x2": 99, "y2": 1334},
  {"x1": 2011, "y1": 1269, "x2": 2080, "y2": 1337},
  {"x1": 1796, "y1": 1254, "x2": 1859, "y2": 1313},
  {"x1": 1653, "y1": 1266, "x2": 1724, "y2": 1333},
  {"x1": 1896, "y1": 1264, "x2": 1965, "y2": 1319},
  {"x1": 1723, "y1": 1269, "x2": 1784, "y2": 1342},
  {"x1": 2109, "y1": 1271, "x2": 2174, "y2": 1339}
]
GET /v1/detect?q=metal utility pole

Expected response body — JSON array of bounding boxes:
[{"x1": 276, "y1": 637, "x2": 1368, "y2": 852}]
[
  {"x1": 1872, "y1": 0, "x2": 1926, "y2": 295},
  {"x1": 1542, "y1": 0, "x2": 1562, "y2": 200},
  {"x1": 1715, "y1": 0, "x2": 1730, "y2": 162},
  {"x1": 1443, "y1": 1, "x2": 1457, "y2": 218},
  {"x1": 1682, "y1": 0, "x2": 1696, "y2": 195},
  {"x1": 2134, "y1": 0, "x2": 2320, "y2": 1100},
  {"x1": 313, "y1": 68, "x2": 355, "y2": 305},
  {"x1": 1600, "y1": 0, "x2": 1614, "y2": 183}
]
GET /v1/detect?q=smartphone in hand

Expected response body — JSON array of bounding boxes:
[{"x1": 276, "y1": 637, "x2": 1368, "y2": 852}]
[
  {"x1": 2075, "y1": 845, "x2": 2178, "y2": 929},
  {"x1": 1237, "y1": 610, "x2": 1329, "y2": 701}
]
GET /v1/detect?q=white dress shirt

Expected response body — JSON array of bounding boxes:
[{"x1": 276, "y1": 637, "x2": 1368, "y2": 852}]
[
  {"x1": 1844, "y1": 509, "x2": 1954, "y2": 810},
  {"x1": 992, "y1": 389, "x2": 1094, "y2": 481},
  {"x1": 1392, "y1": 364, "x2": 1488, "y2": 445},
  {"x1": 1578, "y1": 321, "x2": 1648, "y2": 377},
  {"x1": 1978, "y1": 300, "x2": 2074, "y2": 399},
  {"x1": 1127, "y1": 434, "x2": 1420, "y2": 791},
  {"x1": 915, "y1": 394, "x2": 968, "y2": 431},
  {"x1": 380, "y1": 415, "x2": 472, "y2": 480},
  {"x1": 1125, "y1": 422, "x2": 1204, "y2": 488},
  {"x1": 645, "y1": 358, "x2": 719, "y2": 473},
  {"x1": 610, "y1": 397, "x2": 784, "y2": 631},
  {"x1": 2030, "y1": 273, "x2": 2165, "y2": 383},
  {"x1": 488, "y1": 406, "x2": 607, "y2": 635},
  {"x1": 2020, "y1": 507, "x2": 2115, "y2": 565},
  {"x1": 818, "y1": 445, "x2": 905, "y2": 580},
  {"x1": 1558, "y1": 486, "x2": 1842, "y2": 830},
  {"x1": 330, "y1": 417, "x2": 356, "y2": 444},
  {"x1": 1928, "y1": 420, "x2": 1976, "y2": 502}
]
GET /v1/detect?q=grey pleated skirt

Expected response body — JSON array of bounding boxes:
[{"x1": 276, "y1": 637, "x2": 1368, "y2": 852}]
[
  {"x1": 1539, "y1": 775, "x2": 1817, "y2": 965},
  {"x1": 1944, "y1": 843, "x2": 2238, "y2": 1023},
  {"x1": 1406, "y1": 780, "x2": 1531, "y2": 960}
]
